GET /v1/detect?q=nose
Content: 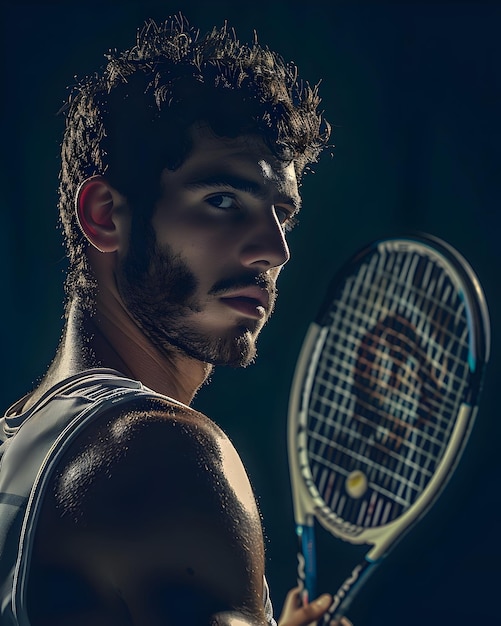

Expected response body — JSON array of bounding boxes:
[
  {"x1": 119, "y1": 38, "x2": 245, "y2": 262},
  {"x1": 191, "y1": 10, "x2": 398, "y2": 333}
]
[{"x1": 239, "y1": 206, "x2": 291, "y2": 270}]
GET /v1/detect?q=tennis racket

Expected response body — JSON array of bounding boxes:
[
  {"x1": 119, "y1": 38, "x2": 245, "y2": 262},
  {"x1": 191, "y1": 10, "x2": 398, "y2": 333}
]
[{"x1": 287, "y1": 234, "x2": 490, "y2": 622}]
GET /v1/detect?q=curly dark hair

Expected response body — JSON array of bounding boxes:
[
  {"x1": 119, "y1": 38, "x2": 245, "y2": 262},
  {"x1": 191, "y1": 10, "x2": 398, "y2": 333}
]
[{"x1": 59, "y1": 13, "x2": 331, "y2": 309}]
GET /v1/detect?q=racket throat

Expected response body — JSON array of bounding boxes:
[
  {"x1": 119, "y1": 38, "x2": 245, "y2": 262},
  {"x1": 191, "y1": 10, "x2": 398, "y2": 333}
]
[{"x1": 325, "y1": 557, "x2": 377, "y2": 623}]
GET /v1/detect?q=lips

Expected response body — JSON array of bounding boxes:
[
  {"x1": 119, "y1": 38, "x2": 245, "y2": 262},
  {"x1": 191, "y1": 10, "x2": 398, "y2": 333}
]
[{"x1": 219, "y1": 286, "x2": 270, "y2": 318}]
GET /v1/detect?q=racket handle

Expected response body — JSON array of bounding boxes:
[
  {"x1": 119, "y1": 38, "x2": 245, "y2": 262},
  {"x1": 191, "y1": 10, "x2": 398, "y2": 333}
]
[
  {"x1": 296, "y1": 520, "x2": 317, "y2": 603},
  {"x1": 323, "y1": 557, "x2": 377, "y2": 624}
]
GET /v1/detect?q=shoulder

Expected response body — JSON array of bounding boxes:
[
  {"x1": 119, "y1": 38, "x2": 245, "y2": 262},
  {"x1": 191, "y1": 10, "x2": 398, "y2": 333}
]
[
  {"x1": 53, "y1": 394, "x2": 257, "y2": 528},
  {"x1": 29, "y1": 394, "x2": 267, "y2": 622}
]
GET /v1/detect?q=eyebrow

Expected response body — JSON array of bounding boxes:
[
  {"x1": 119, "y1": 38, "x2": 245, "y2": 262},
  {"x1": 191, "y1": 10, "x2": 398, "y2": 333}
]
[{"x1": 184, "y1": 174, "x2": 302, "y2": 211}]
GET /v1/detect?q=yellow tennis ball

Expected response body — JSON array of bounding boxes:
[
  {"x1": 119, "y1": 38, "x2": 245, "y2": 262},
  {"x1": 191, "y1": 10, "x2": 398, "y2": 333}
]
[{"x1": 345, "y1": 470, "x2": 368, "y2": 499}]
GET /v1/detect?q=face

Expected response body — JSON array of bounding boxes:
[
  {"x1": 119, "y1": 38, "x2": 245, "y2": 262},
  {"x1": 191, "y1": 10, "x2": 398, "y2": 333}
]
[{"x1": 117, "y1": 125, "x2": 301, "y2": 367}]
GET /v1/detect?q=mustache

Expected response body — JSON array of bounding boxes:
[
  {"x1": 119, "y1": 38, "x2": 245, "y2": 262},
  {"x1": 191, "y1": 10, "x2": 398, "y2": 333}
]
[{"x1": 209, "y1": 273, "x2": 277, "y2": 300}]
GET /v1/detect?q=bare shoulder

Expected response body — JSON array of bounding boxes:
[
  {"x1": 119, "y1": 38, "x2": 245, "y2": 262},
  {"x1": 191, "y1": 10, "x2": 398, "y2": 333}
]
[
  {"x1": 53, "y1": 395, "x2": 259, "y2": 523},
  {"x1": 51, "y1": 394, "x2": 264, "y2": 551},
  {"x1": 28, "y1": 396, "x2": 268, "y2": 625}
]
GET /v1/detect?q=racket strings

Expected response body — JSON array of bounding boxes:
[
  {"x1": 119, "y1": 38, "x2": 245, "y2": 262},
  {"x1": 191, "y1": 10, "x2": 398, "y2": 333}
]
[
  {"x1": 320, "y1": 307, "x2": 468, "y2": 422},
  {"x1": 304, "y1": 249, "x2": 471, "y2": 528}
]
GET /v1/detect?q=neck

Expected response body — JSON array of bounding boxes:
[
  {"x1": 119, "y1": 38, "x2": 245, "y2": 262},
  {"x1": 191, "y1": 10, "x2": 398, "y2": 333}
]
[{"x1": 43, "y1": 297, "x2": 212, "y2": 406}]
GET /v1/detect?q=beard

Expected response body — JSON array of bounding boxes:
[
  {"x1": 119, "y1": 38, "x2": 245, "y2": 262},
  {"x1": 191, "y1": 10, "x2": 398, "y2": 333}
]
[{"x1": 116, "y1": 222, "x2": 274, "y2": 368}]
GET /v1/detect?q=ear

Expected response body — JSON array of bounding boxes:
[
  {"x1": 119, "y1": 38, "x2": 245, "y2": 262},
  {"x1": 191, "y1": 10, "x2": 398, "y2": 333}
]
[{"x1": 75, "y1": 176, "x2": 124, "y2": 253}]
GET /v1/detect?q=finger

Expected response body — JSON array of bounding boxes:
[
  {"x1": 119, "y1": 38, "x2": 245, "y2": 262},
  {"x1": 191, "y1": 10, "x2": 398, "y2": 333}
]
[
  {"x1": 294, "y1": 593, "x2": 333, "y2": 625},
  {"x1": 281, "y1": 586, "x2": 303, "y2": 612},
  {"x1": 278, "y1": 589, "x2": 333, "y2": 626}
]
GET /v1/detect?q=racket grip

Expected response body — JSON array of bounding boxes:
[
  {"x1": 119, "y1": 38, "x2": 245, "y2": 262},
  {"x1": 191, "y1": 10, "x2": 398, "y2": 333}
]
[{"x1": 296, "y1": 521, "x2": 317, "y2": 604}]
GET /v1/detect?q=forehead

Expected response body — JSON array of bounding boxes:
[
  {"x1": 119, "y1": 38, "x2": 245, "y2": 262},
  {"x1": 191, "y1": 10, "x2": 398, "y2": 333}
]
[{"x1": 167, "y1": 124, "x2": 301, "y2": 206}]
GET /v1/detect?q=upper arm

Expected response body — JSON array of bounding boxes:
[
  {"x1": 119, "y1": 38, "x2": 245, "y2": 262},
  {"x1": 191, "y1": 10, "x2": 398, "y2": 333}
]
[{"x1": 28, "y1": 397, "x2": 267, "y2": 625}]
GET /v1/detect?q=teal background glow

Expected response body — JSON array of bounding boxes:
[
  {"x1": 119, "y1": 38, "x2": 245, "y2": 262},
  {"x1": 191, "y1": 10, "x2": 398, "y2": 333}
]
[{"x1": 1, "y1": 2, "x2": 500, "y2": 624}]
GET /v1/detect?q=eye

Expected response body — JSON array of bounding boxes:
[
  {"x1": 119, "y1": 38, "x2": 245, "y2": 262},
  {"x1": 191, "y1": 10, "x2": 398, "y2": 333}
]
[
  {"x1": 206, "y1": 193, "x2": 238, "y2": 210},
  {"x1": 275, "y1": 206, "x2": 299, "y2": 232}
]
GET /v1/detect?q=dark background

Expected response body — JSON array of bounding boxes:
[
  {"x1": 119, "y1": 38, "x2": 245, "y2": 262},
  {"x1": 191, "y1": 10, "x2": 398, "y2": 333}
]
[{"x1": 1, "y1": 2, "x2": 500, "y2": 624}]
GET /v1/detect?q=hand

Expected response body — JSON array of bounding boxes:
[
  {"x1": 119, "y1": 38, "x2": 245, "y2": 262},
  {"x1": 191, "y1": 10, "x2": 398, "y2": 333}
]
[{"x1": 277, "y1": 587, "x2": 353, "y2": 626}]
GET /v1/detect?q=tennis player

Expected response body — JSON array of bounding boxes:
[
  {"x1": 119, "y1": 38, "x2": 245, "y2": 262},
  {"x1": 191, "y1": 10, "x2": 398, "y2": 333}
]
[{"x1": 0, "y1": 15, "x2": 352, "y2": 626}]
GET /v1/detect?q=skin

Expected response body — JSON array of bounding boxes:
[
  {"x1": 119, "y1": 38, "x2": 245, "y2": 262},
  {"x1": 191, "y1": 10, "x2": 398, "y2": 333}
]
[
  {"x1": 25, "y1": 124, "x2": 352, "y2": 626},
  {"x1": 28, "y1": 400, "x2": 268, "y2": 625}
]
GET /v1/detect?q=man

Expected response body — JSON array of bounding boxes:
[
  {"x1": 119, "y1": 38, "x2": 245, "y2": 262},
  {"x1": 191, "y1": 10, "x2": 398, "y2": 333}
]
[{"x1": 0, "y1": 14, "x2": 351, "y2": 626}]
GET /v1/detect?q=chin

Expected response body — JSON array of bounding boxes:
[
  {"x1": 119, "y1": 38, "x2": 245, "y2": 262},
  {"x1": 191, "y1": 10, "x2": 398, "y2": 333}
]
[
  {"x1": 207, "y1": 328, "x2": 259, "y2": 368},
  {"x1": 159, "y1": 324, "x2": 259, "y2": 368}
]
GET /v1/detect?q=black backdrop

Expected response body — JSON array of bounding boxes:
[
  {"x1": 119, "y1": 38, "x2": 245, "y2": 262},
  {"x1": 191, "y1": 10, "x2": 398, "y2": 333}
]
[{"x1": 1, "y1": 2, "x2": 500, "y2": 624}]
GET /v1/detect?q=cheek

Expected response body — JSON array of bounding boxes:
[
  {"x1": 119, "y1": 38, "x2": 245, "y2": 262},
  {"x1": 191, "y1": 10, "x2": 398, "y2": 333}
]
[
  {"x1": 153, "y1": 215, "x2": 232, "y2": 260},
  {"x1": 174, "y1": 234, "x2": 237, "y2": 276}
]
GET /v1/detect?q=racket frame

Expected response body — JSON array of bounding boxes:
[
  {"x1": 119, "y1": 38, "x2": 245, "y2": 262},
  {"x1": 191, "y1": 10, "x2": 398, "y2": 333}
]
[{"x1": 287, "y1": 234, "x2": 490, "y2": 602}]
